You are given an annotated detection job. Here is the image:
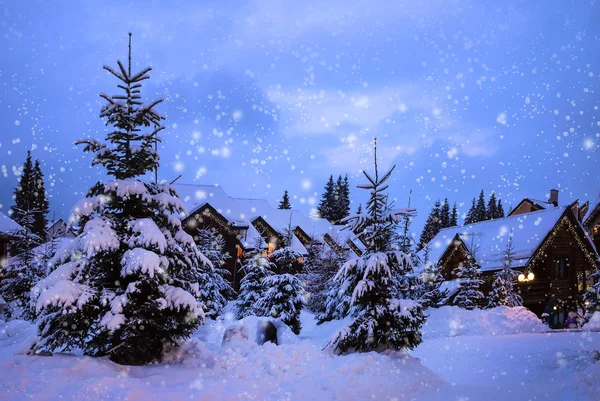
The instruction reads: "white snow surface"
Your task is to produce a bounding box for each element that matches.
[584,312,600,331]
[1,308,599,400]
[422,306,547,338]
[120,248,166,278]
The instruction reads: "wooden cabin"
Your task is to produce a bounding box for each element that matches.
[175,184,357,291]
[421,202,599,328]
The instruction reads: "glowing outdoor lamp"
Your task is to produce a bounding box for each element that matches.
[518,271,535,282]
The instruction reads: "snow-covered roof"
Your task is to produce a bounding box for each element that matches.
[175,184,249,227]
[0,211,24,235]
[420,206,568,272]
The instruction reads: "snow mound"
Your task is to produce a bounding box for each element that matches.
[422,306,546,338]
[583,312,600,331]
[235,315,300,346]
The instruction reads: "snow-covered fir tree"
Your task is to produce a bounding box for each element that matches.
[332,175,351,224]
[254,272,304,334]
[195,228,235,319]
[33,35,209,365]
[487,235,523,308]
[452,250,484,310]
[278,190,292,209]
[236,254,275,318]
[327,139,425,354]
[0,208,44,320]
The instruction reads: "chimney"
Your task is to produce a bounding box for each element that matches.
[549,189,559,207]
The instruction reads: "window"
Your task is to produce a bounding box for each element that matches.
[553,257,569,280]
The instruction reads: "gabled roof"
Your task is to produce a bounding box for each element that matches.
[175,184,248,227]
[507,198,547,216]
[419,206,569,272]
[0,211,24,235]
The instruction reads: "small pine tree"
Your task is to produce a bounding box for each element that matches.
[584,270,600,321]
[474,190,487,223]
[278,190,292,209]
[236,255,274,318]
[464,198,476,225]
[419,200,442,249]
[487,236,523,308]
[317,175,336,222]
[450,203,458,227]
[33,35,207,365]
[327,139,425,354]
[356,204,363,215]
[270,227,302,274]
[32,160,49,240]
[196,228,235,319]
[254,273,304,334]
[452,251,484,310]
[486,192,498,221]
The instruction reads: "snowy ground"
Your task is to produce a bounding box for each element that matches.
[0,309,599,401]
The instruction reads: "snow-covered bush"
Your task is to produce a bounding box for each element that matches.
[254,273,304,334]
[32,41,208,365]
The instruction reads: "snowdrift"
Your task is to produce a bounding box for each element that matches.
[583,312,600,331]
[422,306,546,338]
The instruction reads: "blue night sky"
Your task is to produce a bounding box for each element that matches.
[0,0,598,236]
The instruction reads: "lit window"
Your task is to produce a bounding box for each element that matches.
[268,242,275,254]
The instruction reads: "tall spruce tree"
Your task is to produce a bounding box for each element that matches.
[278,190,292,209]
[419,200,442,249]
[10,152,38,252]
[497,199,505,218]
[486,192,498,221]
[464,198,477,225]
[333,175,351,224]
[327,139,425,354]
[32,160,49,240]
[440,198,450,228]
[33,35,208,365]
[474,190,487,222]
[450,203,458,227]
[317,175,336,222]
[487,235,522,308]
